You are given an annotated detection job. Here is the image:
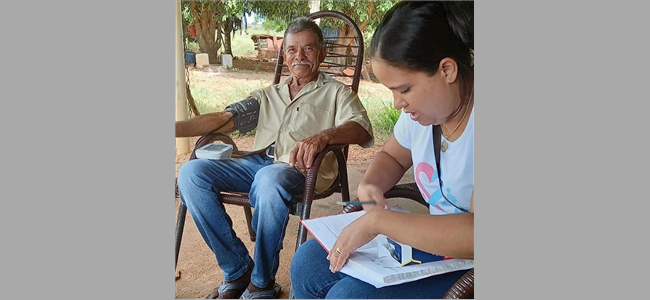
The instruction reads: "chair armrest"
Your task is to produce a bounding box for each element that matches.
[304,144,348,177]
[443,268,474,299]
[301,143,349,198]
[341,182,428,213]
[383,183,427,207]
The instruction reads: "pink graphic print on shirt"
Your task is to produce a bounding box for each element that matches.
[415,162,461,213]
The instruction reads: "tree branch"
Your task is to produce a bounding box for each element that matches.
[189,1,200,25]
[358,1,375,32]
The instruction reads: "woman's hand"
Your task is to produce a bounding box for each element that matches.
[327,211,380,273]
[357,183,387,211]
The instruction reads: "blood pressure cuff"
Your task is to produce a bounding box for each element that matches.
[224,97,260,134]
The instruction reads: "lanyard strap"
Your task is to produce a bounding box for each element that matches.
[432,125,443,182]
[432,125,469,213]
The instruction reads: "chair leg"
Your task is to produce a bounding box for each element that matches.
[289,203,312,300]
[295,222,309,251]
[294,199,313,251]
[334,150,351,202]
[175,201,187,270]
[243,206,256,242]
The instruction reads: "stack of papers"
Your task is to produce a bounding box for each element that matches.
[301,211,474,288]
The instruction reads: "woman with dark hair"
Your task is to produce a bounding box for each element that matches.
[290,1,474,298]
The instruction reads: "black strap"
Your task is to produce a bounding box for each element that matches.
[432,125,469,213]
[432,125,442,181]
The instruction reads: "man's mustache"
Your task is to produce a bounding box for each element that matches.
[291,61,313,67]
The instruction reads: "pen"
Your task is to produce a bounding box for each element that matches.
[336,201,377,206]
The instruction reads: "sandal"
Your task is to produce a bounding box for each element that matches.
[205,281,249,299]
[240,283,281,299]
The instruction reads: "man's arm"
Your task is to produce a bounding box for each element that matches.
[319,120,372,146]
[175,111,235,138]
[289,120,371,171]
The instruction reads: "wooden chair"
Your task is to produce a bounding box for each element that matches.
[176,10,366,270]
[342,183,475,299]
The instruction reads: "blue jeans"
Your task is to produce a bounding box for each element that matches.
[290,239,472,299]
[177,154,305,288]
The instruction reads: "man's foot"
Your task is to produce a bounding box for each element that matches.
[247,279,275,294]
[240,281,282,299]
[205,267,253,299]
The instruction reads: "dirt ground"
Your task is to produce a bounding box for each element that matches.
[232,56,279,73]
[175,59,412,299]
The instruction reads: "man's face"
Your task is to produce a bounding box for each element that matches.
[283,30,326,80]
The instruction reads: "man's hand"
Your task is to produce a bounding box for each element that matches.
[289,133,330,172]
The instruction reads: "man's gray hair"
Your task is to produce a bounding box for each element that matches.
[283,17,324,48]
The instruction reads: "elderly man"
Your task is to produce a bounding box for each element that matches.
[176,17,373,299]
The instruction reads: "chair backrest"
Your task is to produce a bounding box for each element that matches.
[272,11,365,93]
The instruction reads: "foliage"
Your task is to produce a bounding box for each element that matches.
[373,103,401,139]
[181,1,398,59]
[319,0,397,33]
[244,1,397,35]
[186,42,200,53]
[260,18,290,34]
[182,1,398,35]
[181,2,193,25]
[181,1,242,57]
[250,0,310,33]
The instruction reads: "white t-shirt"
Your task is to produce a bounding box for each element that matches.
[393,108,474,215]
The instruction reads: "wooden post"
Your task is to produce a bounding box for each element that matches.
[176,1,190,155]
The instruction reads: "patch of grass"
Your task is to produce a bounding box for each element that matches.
[356,84,398,141]
[188,80,266,138]
[358,95,398,142]
[190,84,261,114]
[373,103,401,140]
[188,86,228,113]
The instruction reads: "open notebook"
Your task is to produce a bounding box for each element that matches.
[300,210,474,288]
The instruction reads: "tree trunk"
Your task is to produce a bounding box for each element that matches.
[216,21,223,53]
[243,10,248,35]
[223,17,233,55]
[190,1,220,65]
[333,23,369,80]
